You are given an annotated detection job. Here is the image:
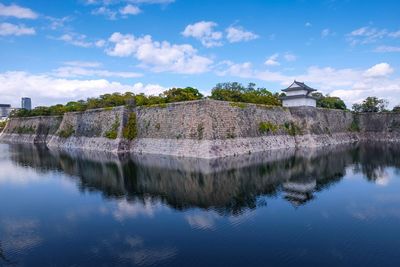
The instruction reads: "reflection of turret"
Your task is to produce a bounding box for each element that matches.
[283,179,316,207]
[6,143,376,214]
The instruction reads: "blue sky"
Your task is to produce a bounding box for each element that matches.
[1,0,400,108]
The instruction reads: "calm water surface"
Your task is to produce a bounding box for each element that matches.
[1,143,400,267]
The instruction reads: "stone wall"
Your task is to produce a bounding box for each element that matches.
[0,116,62,144]
[47,106,130,153]
[1,99,400,158]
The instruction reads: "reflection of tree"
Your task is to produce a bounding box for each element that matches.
[0,241,16,266]
[353,142,400,181]
[8,142,400,214]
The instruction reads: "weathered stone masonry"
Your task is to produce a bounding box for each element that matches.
[1,99,400,158]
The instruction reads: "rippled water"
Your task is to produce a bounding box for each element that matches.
[1,143,400,267]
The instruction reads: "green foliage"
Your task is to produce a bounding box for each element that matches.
[14,125,35,134]
[197,123,204,139]
[104,118,120,139]
[393,105,400,112]
[210,82,281,106]
[349,119,360,132]
[58,124,74,138]
[259,121,278,134]
[0,120,6,132]
[123,112,137,140]
[352,97,388,113]
[229,102,248,109]
[163,87,203,102]
[312,92,347,110]
[284,122,302,136]
[11,87,204,118]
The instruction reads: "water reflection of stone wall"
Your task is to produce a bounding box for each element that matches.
[7,143,400,214]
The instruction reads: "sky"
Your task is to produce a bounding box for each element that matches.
[0,0,400,108]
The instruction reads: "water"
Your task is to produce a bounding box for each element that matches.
[1,143,400,267]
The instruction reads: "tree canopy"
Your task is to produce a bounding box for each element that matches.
[352,97,388,113]
[11,87,203,117]
[209,82,281,106]
[312,92,347,110]
[393,105,400,112]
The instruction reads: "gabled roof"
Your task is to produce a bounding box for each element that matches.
[282,80,317,92]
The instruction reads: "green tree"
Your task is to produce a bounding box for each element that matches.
[162,87,203,102]
[393,105,400,112]
[312,93,347,110]
[210,82,281,106]
[352,97,388,112]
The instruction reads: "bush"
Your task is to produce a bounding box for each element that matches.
[123,112,137,140]
[0,121,7,132]
[284,122,302,136]
[259,121,278,134]
[104,118,120,139]
[58,124,74,138]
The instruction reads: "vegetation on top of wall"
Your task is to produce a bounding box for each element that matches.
[352,97,388,113]
[259,121,279,134]
[393,105,400,112]
[58,124,74,138]
[104,117,120,139]
[210,82,282,106]
[123,112,137,140]
[11,87,203,118]
[312,92,347,110]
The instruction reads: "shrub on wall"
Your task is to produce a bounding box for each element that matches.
[58,124,74,138]
[123,112,137,140]
[105,117,120,139]
[0,120,7,133]
[259,121,278,134]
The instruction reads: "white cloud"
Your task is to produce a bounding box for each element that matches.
[283,52,297,62]
[182,21,222,47]
[225,26,258,43]
[347,26,400,46]
[264,53,280,66]
[55,33,103,48]
[305,22,312,27]
[0,71,168,107]
[91,6,117,20]
[375,45,400,53]
[120,4,142,15]
[106,32,213,73]
[0,22,35,36]
[45,16,72,30]
[0,3,38,19]
[321,28,331,38]
[364,62,394,77]
[53,62,143,78]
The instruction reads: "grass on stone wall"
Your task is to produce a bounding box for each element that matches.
[123,112,137,140]
[105,117,120,139]
[197,123,204,140]
[348,118,360,132]
[14,125,36,134]
[283,121,302,136]
[229,102,248,109]
[0,120,7,133]
[259,121,279,134]
[58,124,74,138]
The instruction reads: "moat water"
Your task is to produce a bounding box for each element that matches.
[1,142,400,267]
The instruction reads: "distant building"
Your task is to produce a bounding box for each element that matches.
[21,97,32,110]
[281,81,317,107]
[0,104,11,120]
